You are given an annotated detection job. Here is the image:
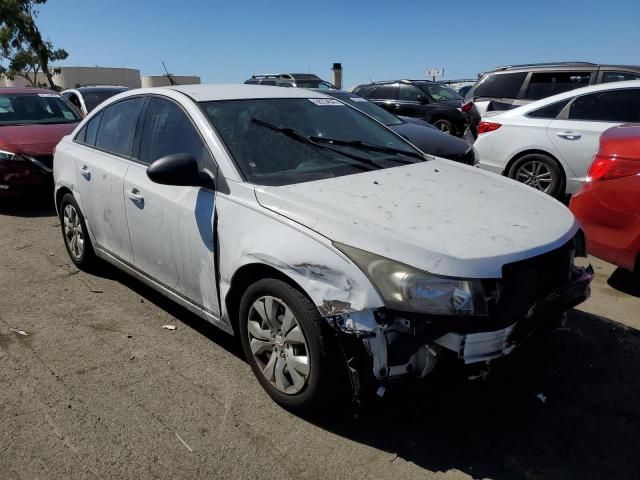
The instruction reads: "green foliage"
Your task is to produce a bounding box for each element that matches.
[0,0,68,89]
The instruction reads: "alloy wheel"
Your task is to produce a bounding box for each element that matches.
[515,160,553,192]
[247,295,310,395]
[63,204,84,260]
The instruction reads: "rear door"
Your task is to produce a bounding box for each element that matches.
[547,88,640,184]
[367,84,399,114]
[396,84,427,117]
[123,96,220,316]
[73,97,145,263]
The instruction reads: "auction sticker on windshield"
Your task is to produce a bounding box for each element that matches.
[308,98,344,106]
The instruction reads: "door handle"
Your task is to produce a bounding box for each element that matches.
[556,132,582,140]
[79,165,91,179]
[127,188,144,203]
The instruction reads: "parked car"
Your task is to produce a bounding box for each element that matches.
[0,87,80,197]
[54,85,592,410]
[457,85,472,98]
[321,89,476,164]
[570,125,640,274]
[245,73,335,89]
[61,86,129,115]
[473,80,640,198]
[464,62,640,139]
[352,80,467,135]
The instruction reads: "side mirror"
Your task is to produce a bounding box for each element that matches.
[146,154,213,188]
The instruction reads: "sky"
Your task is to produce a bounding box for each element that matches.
[36,0,640,88]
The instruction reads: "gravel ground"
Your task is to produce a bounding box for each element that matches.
[1,197,639,480]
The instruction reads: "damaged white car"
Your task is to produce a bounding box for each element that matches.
[53,85,593,410]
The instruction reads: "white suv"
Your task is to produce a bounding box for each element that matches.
[53,85,592,410]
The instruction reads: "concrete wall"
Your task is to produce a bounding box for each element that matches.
[0,67,141,89]
[141,75,201,87]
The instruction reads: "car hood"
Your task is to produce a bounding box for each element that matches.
[0,123,77,155]
[254,160,579,278]
[389,122,469,157]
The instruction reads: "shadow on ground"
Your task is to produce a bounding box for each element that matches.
[608,267,640,298]
[104,262,640,479]
[307,310,640,479]
[0,194,56,218]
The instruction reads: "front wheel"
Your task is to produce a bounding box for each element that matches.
[509,153,565,198]
[238,278,346,411]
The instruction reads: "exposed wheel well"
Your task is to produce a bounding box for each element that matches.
[505,149,566,181]
[55,187,73,214]
[224,263,310,336]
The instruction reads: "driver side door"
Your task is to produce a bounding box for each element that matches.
[124,97,220,316]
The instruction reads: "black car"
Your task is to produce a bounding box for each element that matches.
[352,80,467,136]
[321,90,475,165]
[245,73,336,89]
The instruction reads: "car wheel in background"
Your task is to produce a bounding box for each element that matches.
[509,153,565,198]
[431,118,454,134]
[59,193,97,270]
[239,278,346,411]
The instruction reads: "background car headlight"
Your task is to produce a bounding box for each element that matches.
[335,243,487,316]
[0,150,20,162]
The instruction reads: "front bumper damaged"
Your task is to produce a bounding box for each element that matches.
[326,264,594,404]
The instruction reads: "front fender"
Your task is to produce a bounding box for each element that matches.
[216,195,384,321]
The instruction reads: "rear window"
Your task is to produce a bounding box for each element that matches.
[525,72,592,100]
[601,71,640,83]
[526,99,571,119]
[473,72,527,99]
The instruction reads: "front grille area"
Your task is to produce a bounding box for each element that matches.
[485,239,575,322]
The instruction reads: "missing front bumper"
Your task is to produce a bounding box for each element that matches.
[328,264,594,400]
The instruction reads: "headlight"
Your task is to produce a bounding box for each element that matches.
[0,149,20,161]
[335,243,487,316]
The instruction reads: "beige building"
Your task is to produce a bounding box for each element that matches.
[0,66,200,90]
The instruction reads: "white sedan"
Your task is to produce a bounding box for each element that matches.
[474,80,640,198]
[53,85,592,410]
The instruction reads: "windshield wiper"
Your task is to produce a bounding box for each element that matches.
[250,117,382,169]
[309,136,424,162]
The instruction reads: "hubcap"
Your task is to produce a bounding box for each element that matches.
[247,296,310,395]
[515,160,553,192]
[63,204,84,260]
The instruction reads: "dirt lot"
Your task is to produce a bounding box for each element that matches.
[1,197,639,480]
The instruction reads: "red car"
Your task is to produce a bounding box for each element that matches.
[570,125,640,273]
[0,87,80,197]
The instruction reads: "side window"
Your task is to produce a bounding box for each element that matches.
[74,110,103,146]
[526,99,571,119]
[358,86,378,98]
[399,84,424,101]
[474,72,527,98]
[375,85,399,100]
[568,89,640,122]
[138,98,212,168]
[601,71,640,83]
[95,98,145,157]
[526,71,592,100]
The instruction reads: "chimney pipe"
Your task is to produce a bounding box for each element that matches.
[332,63,343,89]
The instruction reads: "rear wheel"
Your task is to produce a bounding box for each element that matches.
[239,278,346,411]
[431,118,454,134]
[509,153,565,198]
[59,193,97,270]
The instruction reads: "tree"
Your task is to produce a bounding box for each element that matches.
[0,0,68,89]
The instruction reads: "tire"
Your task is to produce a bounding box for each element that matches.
[431,118,454,134]
[238,278,346,411]
[59,193,97,270]
[509,153,565,198]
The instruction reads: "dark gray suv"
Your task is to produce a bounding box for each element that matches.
[464,62,640,138]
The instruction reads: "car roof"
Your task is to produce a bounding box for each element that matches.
[166,84,329,101]
[498,80,640,116]
[0,87,59,95]
[488,62,640,73]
